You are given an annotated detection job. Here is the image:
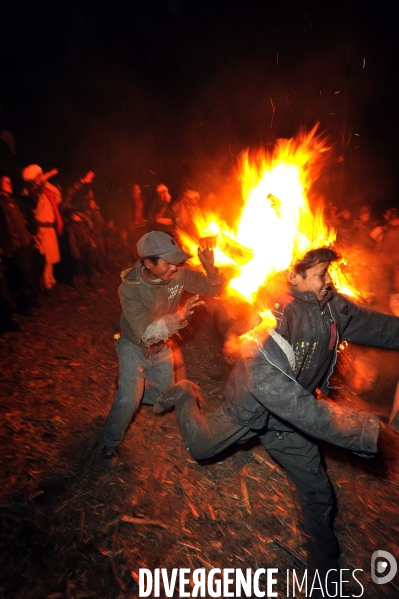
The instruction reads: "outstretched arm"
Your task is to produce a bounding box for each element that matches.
[336,294,399,349]
[248,353,379,454]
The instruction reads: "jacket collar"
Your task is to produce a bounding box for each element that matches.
[120,263,171,286]
[288,286,333,309]
[138,266,167,286]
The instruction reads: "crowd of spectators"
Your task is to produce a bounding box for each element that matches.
[327,202,399,311]
[1,124,399,335]
[0,159,209,335]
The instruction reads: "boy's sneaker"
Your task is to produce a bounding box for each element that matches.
[101,446,119,468]
[153,379,201,413]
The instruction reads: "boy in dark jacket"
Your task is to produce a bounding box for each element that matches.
[154,247,399,596]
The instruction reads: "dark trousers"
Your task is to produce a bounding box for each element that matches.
[3,245,39,309]
[78,246,94,282]
[175,391,340,586]
[0,271,15,329]
[69,246,94,284]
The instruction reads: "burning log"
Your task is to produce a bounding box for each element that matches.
[219,234,254,266]
[199,234,254,265]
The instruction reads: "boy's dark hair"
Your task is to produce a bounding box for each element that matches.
[140,256,160,266]
[293,247,339,278]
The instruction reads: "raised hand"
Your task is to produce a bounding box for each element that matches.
[178,294,204,326]
[81,171,95,184]
[198,246,215,268]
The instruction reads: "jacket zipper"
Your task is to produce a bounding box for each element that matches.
[325,303,340,389]
[257,345,298,384]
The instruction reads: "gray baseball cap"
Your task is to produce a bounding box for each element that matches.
[137,231,190,264]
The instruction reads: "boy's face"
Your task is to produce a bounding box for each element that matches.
[360,211,370,222]
[143,257,179,281]
[289,260,333,301]
[1,176,13,194]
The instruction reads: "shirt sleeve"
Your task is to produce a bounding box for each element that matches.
[337,295,399,349]
[180,265,224,296]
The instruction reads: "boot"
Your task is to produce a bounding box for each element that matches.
[153,379,201,413]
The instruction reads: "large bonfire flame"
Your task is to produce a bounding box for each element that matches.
[180,125,360,314]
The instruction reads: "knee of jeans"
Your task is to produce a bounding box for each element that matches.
[118,367,144,389]
[114,388,142,409]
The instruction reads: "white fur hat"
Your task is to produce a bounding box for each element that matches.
[22,164,43,181]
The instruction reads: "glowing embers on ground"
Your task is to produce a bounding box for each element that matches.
[180,126,358,305]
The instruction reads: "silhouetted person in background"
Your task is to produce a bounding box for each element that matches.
[63,207,95,288]
[62,170,95,213]
[151,184,174,232]
[377,210,399,297]
[172,189,201,238]
[352,205,375,252]
[0,175,39,314]
[130,184,145,227]
[21,165,63,294]
[335,208,353,249]
[87,193,106,273]
[0,264,19,334]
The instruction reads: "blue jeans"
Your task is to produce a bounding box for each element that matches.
[103,335,174,448]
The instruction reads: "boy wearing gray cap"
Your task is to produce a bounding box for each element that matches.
[101,231,223,466]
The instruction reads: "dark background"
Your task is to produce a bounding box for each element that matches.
[1,0,398,222]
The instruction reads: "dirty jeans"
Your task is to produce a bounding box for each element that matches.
[175,390,340,587]
[103,335,174,448]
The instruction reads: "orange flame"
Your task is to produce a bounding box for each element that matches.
[180,126,361,307]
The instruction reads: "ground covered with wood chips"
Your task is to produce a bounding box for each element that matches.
[1,268,399,599]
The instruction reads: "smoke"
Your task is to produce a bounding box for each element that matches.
[5,1,398,222]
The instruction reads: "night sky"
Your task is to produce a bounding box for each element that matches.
[1,0,398,218]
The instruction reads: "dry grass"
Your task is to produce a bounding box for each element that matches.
[0,270,398,598]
